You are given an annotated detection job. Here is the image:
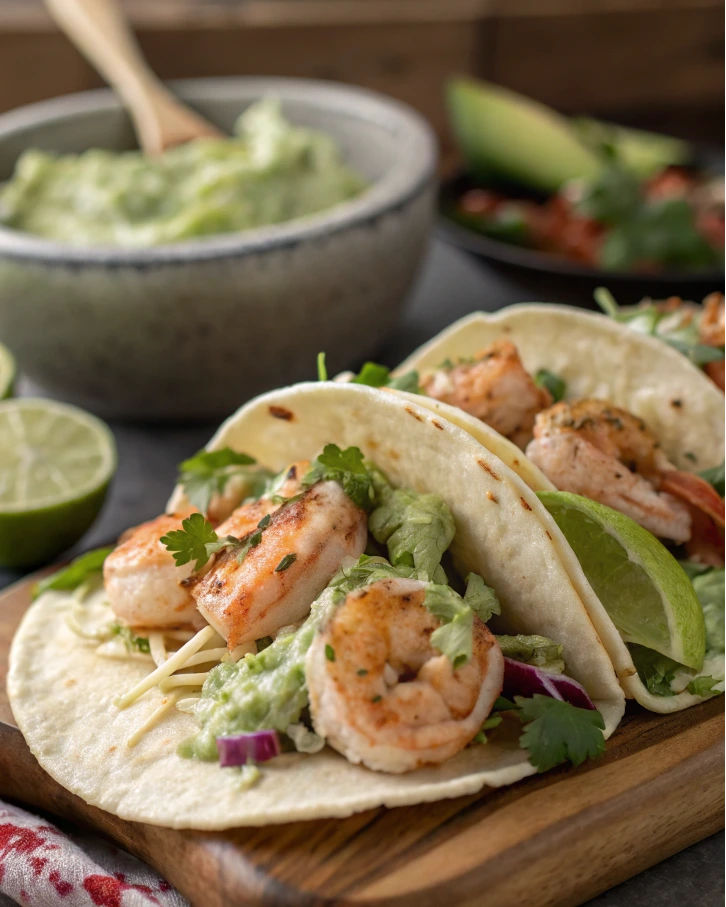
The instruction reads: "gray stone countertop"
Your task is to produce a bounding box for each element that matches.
[1,239,723,906]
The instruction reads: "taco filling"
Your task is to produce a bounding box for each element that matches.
[388,306,725,707]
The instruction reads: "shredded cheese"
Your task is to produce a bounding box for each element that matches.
[179,647,228,669]
[114,625,216,709]
[148,632,167,667]
[158,672,209,692]
[127,689,184,748]
[223,641,257,663]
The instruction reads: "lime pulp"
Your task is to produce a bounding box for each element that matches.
[0,398,117,568]
[539,491,705,671]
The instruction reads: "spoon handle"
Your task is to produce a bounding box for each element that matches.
[44,0,223,154]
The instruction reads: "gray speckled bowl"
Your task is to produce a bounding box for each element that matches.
[0,78,437,420]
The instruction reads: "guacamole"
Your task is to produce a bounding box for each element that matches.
[0,99,367,247]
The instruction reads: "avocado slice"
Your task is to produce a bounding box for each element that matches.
[572,117,691,178]
[447,78,602,192]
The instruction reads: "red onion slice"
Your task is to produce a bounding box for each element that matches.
[503,657,596,710]
[216,729,281,767]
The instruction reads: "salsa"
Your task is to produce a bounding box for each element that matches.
[454,164,724,273]
[0,99,367,247]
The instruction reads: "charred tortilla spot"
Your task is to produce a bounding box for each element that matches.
[477,459,500,481]
[432,420,444,431]
[486,491,498,503]
[545,530,552,540]
[404,406,424,422]
[671,399,683,408]
[269,405,294,421]
[520,497,532,511]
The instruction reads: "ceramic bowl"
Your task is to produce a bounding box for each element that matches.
[0,78,437,420]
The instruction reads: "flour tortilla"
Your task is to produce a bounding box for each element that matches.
[9,383,624,829]
[397,306,725,712]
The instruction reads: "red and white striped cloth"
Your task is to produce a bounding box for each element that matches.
[0,801,187,907]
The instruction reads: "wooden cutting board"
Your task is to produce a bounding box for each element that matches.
[1,574,723,907]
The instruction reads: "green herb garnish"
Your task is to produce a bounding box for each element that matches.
[275,553,297,573]
[32,546,114,600]
[178,447,266,515]
[515,695,606,772]
[325,644,336,662]
[110,623,151,655]
[302,444,374,511]
[534,368,566,402]
[317,352,328,381]
[160,512,225,572]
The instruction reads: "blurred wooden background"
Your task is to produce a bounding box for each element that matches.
[0,0,723,164]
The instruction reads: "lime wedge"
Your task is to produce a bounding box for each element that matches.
[0,398,117,568]
[0,343,15,399]
[538,491,705,671]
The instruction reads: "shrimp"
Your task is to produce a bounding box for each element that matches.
[419,341,552,448]
[700,293,725,390]
[104,511,203,629]
[306,577,504,773]
[527,400,724,545]
[192,479,368,648]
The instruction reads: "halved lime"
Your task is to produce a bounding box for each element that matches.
[0,399,117,568]
[538,491,705,671]
[0,343,15,399]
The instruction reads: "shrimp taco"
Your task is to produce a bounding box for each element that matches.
[390,304,725,713]
[9,383,624,830]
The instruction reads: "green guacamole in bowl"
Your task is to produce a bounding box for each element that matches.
[0,98,367,247]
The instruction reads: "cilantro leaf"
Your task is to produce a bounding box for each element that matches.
[687,676,721,698]
[628,644,679,697]
[369,470,455,579]
[110,623,150,655]
[352,362,391,387]
[301,444,374,511]
[350,362,421,394]
[386,370,421,393]
[160,512,221,572]
[32,546,114,600]
[178,447,265,515]
[497,634,565,674]
[699,462,725,497]
[515,695,605,772]
[534,369,566,403]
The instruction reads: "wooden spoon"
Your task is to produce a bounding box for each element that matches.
[44,0,224,154]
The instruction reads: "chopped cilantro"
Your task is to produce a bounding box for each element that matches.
[325,644,336,662]
[160,512,222,572]
[357,668,369,676]
[302,444,374,511]
[350,361,421,394]
[178,447,269,515]
[257,513,272,530]
[110,623,151,655]
[236,530,262,564]
[687,676,721,698]
[371,695,382,703]
[317,351,328,381]
[515,695,606,772]
[534,369,566,403]
[275,553,297,572]
[32,546,114,600]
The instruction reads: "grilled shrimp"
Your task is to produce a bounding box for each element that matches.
[306,577,504,773]
[419,341,552,448]
[104,511,202,628]
[527,399,725,545]
[701,293,725,390]
[192,480,368,648]
[207,460,308,525]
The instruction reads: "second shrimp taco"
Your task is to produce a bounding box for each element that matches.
[9,383,624,830]
[392,303,725,714]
